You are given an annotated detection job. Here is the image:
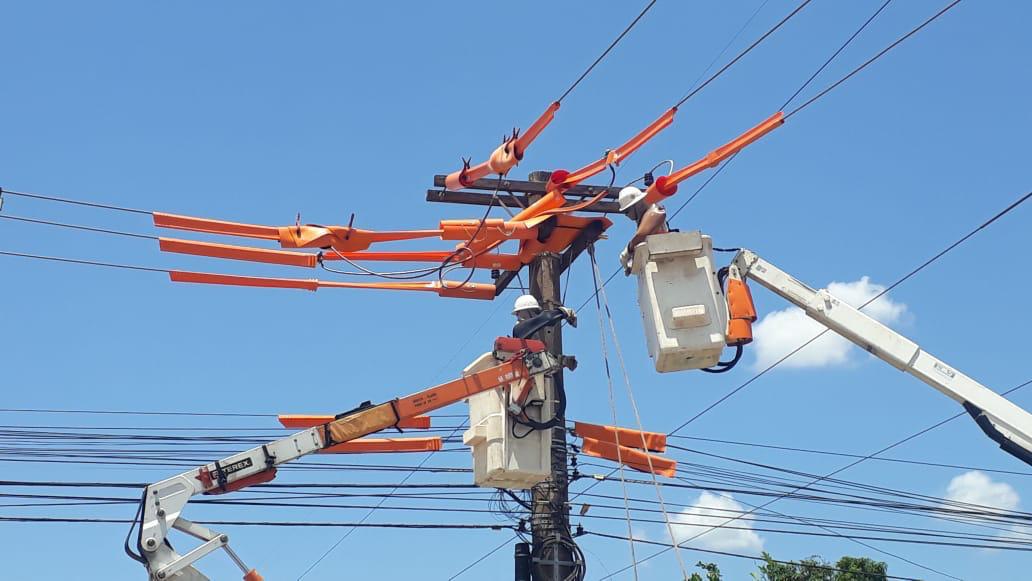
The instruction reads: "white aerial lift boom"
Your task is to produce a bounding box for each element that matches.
[729,248,1032,466]
[127,338,559,580]
[625,226,1032,467]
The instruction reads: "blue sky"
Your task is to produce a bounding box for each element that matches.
[1,1,1030,579]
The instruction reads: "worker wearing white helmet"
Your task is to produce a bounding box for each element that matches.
[512,294,542,320]
[511,294,576,338]
[618,185,669,274]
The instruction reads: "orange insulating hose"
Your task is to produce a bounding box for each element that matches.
[645,111,784,204]
[153,212,280,240]
[444,101,561,190]
[559,108,677,190]
[159,238,318,268]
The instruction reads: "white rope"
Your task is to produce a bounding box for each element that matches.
[589,245,690,579]
[589,247,640,581]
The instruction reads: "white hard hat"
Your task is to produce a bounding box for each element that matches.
[618,186,646,212]
[512,294,541,315]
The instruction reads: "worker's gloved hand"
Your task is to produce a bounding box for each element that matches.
[558,306,577,328]
[619,247,633,276]
[512,307,577,339]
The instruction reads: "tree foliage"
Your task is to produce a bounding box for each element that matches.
[683,553,891,581]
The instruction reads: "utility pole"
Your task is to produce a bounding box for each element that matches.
[427,169,604,580]
[526,170,578,581]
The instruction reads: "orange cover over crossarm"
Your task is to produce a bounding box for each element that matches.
[580,437,677,478]
[573,421,667,453]
[320,437,442,454]
[153,212,281,240]
[278,414,431,429]
[645,111,784,204]
[160,238,318,268]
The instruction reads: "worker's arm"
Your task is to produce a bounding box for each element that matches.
[732,249,1032,466]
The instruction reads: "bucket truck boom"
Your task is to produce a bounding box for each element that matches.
[729,248,1032,466]
[128,339,559,581]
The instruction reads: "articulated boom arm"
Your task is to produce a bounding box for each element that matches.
[133,340,558,581]
[732,249,1032,467]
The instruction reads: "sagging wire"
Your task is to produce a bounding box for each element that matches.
[621,159,674,190]
[587,243,640,581]
[436,175,507,288]
[588,244,690,579]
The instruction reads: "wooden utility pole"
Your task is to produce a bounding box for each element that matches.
[526,170,577,581]
[427,169,605,580]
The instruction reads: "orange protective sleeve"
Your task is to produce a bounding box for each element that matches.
[561,108,676,188]
[646,111,784,203]
[159,238,318,268]
[169,271,319,291]
[318,280,495,300]
[580,437,677,478]
[320,437,442,454]
[573,421,667,453]
[153,212,281,240]
[278,414,431,429]
[514,101,560,154]
[444,161,493,191]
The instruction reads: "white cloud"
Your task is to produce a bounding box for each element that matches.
[945,470,1020,512]
[670,492,764,552]
[751,276,907,370]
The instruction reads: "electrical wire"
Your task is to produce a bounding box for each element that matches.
[556,1,658,104]
[786,0,962,119]
[587,531,925,581]
[0,250,169,274]
[588,244,689,578]
[673,0,814,108]
[0,214,157,240]
[0,188,150,214]
[589,245,641,580]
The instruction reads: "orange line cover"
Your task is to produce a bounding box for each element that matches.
[580,437,676,478]
[573,421,667,453]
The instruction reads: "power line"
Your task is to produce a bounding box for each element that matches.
[0,516,515,529]
[0,250,168,274]
[674,0,814,108]
[671,434,1032,477]
[780,0,894,110]
[587,531,925,581]
[786,0,962,119]
[603,379,1032,577]
[446,534,519,580]
[0,188,150,214]
[0,214,157,240]
[557,0,658,103]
